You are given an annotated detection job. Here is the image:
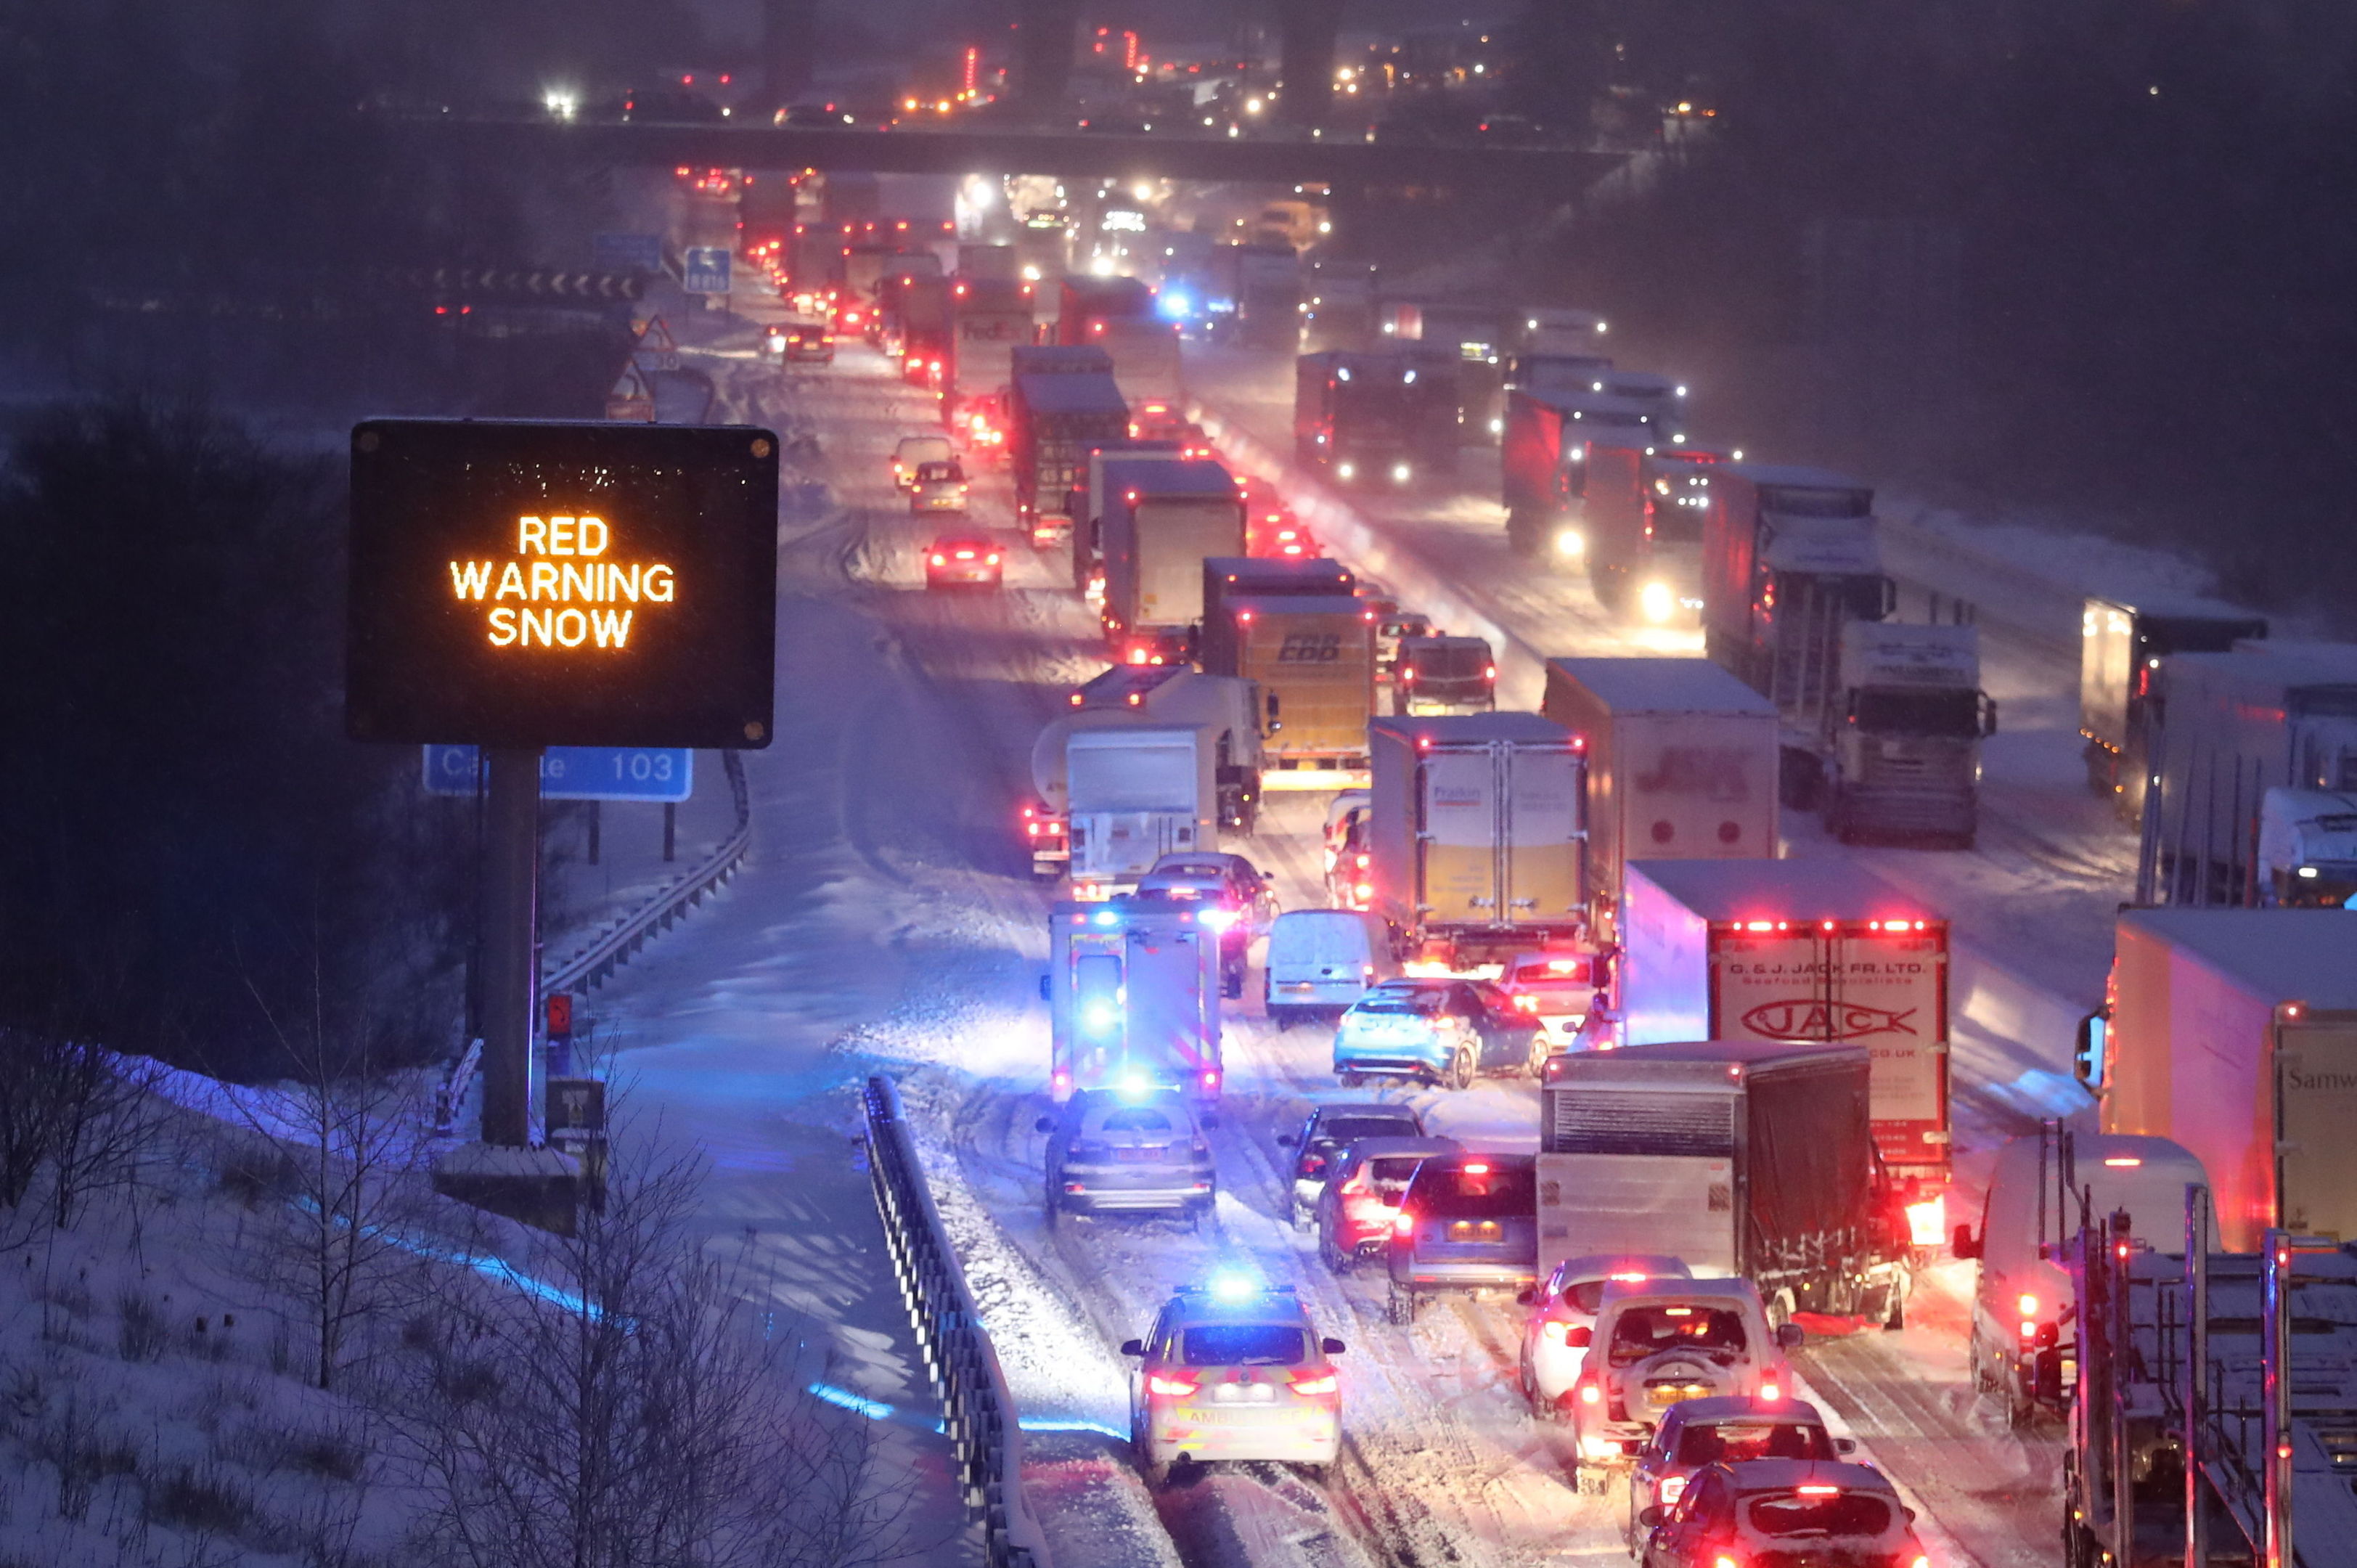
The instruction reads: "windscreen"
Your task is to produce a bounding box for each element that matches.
[1181,1324,1308,1366]
[1760,486,1871,518]
[1319,1116,1418,1145]
[1606,1304,1749,1364]
[1410,1164,1535,1217]
[1409,644,1489,681]
[1854,688,1980,736]
[1093,1108,1175,1135]
[1744,1493,1893,1539]
[1366,1156,1427,1194]
[1676,1423,1836,1466]
[1358,987,1450,1015]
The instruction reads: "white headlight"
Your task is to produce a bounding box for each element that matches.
[1392,462,1412,483]
[1640,581,1676,622]
[1555,530,1585,557]
[1337,461,1356,479]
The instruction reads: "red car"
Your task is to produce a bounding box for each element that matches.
[1312,1135,1459,1273]
[924,535,1001,589]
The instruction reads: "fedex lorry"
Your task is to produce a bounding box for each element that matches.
[1047,896,1222,1102]
[1616,858,1954,1230]
[1540,658,1781,947]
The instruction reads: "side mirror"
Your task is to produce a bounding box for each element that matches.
[1119,1339,1144,1357]
[1514,1288,1535,1306]
[1982,696,2000,737]
[1566,1325,1593,1349]
[1321,1336,1347,1356]
[1835,1437,1858,1455]
[1639,1506,1664,1528]
[2073,1010,2107,1087]
[1039,973,1051,1002]
[1278,1132,1299,1148]
[1903,1507,1918,1524]
[1034,1116,1056,1135]
[1776,1322,1807,1349]
[1952,1222,1981,1260]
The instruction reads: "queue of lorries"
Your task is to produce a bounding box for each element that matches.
[769,213,2357,1568]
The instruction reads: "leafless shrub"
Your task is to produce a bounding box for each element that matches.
[116,1287,168,1363]
[391,1130,913,1568]
[144,1461,254,1537]
[28,1393,137,1522]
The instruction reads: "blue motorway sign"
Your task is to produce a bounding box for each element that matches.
[593,232,664,274]
[422,745,693,802]
[680,246,732,295]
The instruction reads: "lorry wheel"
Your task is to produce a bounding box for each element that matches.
[1337,1070,1362,1088]
[1447,1048,1475,1091]
[1043,1186,1061,1230]
[1387,1285,1419,1326]
[1223,966,1244,1000]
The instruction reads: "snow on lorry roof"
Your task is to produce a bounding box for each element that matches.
[1548,656,1778,715]
[2118,907,2357,1006]
[1627,857,1940,923]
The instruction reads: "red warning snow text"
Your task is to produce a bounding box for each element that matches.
[446,515,677,651]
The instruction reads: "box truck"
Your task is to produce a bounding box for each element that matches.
[2139,645,2357,906]
[1617,859,1953,1218]
[1540,658,1780,947]
[1199,594,1376,788]
[2079,593,2268,821]
[1537,1041,1912,1323]
[1059,727,1220,894]
[2084,907,2357,1250]
[1364,713,1587,965]
[1098,460,1246,656]
[1071,439,1184,597]
[1047,895,1221,1101]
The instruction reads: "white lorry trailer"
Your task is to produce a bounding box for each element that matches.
[1363,712,1586,966]
[1540,657,1781,947]
[2082,907,2357,1251]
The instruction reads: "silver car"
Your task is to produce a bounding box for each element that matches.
[1038,1087,1216,1228]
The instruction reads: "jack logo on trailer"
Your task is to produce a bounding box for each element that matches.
[1739,1000,1919,1041]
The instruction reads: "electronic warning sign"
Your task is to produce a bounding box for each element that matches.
[346,420,778,748]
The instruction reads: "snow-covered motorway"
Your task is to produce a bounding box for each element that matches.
[588,321,2099,1568]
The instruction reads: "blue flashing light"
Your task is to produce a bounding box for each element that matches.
[1115,1069,1160,1101]
[1156,290,1193,320]
[1082,1000,1119,1036]
[1207,1270,1258,1304]
[1092,909,1121,927]
[809,1382,896,1421]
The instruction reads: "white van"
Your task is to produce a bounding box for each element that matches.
[1954,1130,2207,1424]
[1265,909,1396,1025]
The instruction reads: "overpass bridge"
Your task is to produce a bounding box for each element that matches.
[412,115,1622,197]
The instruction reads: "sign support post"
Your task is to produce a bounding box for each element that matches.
[480,746,542,1148]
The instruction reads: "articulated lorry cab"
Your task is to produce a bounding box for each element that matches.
[2141,644,2357,906]
[1821,623,1997,848]
[2257,787,2357,906]
[2078,593,2268,823]
[1365,713,1587,967]
[2085,907,2357,1251]
[1581,440,1725,624]
[1538,1041,1912,1326]
[1700,463,1895,809]
[1616,858,1953,1234]
[1047,896,1222,1103]
[1294,349,1458,489]
[1500,386,1660,560]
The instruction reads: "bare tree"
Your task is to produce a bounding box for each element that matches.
[224,980,433,1396]
[0,1019,170,1241]
[393,1132,913,1568]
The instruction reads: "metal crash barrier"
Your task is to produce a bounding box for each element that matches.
[862,1075,1047,1568]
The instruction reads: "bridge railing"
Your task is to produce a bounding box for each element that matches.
[861,1074,1046,1568]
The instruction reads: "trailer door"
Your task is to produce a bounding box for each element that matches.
[1503,746,1584,926]
[1419,747,1501,922]
[2276,1016,2357,1241]
[1125,928,1209,1080]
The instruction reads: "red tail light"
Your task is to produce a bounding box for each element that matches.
[1512,995,1541,1013]
[1288,1371,1339,1397]
[1392,1210,1416,1236]
[1578,1379,1603,1405]
[1145,1373,1198,1398]
[1199,1069,1220,1093]
[930,553,947,565]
